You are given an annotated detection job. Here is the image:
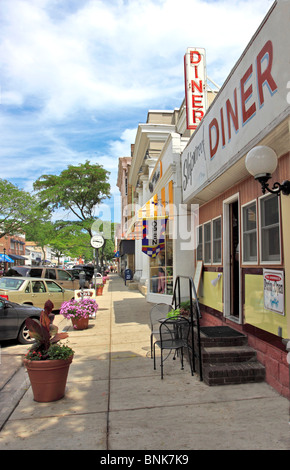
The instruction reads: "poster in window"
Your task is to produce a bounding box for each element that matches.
[263,269,284,315]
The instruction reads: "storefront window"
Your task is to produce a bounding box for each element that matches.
[260,194,281,263]
[212,217,222,263]
[242,201,257,263]
[204,221,211,264]
[149,235,173,295]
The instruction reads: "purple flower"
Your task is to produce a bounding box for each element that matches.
[60,298,98,319]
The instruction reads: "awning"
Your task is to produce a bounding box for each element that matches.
[8,254,27,260]
[0,253,14,263]
[120,240,135,256]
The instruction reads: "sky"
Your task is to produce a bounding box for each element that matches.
[0,0,275,224]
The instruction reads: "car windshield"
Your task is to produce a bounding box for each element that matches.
[0,278,24,290]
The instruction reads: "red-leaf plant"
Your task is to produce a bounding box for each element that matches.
[25,300,71,360]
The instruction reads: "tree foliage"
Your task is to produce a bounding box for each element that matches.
[33,161,111,236]
[0,179,45,238]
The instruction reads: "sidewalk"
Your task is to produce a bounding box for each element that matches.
[0,274,289,450]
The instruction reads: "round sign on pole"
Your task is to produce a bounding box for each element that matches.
[91,235,104,249]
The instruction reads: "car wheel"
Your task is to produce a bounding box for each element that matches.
[18,321,35,345]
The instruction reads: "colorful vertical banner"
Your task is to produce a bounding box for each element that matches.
[142,217,168,258]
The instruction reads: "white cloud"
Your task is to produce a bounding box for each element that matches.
[1,0,274,118]
[0,0,275,221]
[108,128,137,158]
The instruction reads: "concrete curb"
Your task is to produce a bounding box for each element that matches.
[0,366,30,431]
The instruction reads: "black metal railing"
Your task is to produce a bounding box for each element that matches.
[171,275,203,381]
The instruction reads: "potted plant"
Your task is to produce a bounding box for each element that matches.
[166,300,197,319]
[179,300,197,317]
[167,307,181,318]
[96,282,104,296]
[23,300,74,403]
[59,298,99,330]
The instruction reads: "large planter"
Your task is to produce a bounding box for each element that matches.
[71,316,89,330]
[96,286,104,296]
[23,356,73,402]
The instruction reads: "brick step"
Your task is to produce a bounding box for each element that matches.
[198,327,248,348]
[202,345,258,364]
[192,326,266,386]
[203,361,266,386]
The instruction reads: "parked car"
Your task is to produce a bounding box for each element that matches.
[73,265,95,279]
[67,266,94,285]
[0,297,42,344]
[0,277,75,311]
[5,266,79,290]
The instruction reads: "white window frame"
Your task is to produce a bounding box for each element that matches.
[203,220,212,265]
[212,216,222,265]
[241,199,258,265]
[259,193,282,265]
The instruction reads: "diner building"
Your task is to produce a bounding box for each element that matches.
[181,0,290,396]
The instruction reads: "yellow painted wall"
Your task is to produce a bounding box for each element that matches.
[244,274,287,337]
[281,194,290,337]
[199,271,223,312]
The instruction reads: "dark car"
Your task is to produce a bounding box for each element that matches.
[0,297,42,344]
[71,265,95,281]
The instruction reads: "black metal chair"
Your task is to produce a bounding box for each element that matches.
[149,303,173,358]
[153,315,192,379]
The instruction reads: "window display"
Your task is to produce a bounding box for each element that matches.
[149,235,173,295]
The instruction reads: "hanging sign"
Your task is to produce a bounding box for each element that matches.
[142,217,168,258]
[263,269,284,315]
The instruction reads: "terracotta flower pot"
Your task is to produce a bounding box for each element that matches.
[71,317,89,330]
[23,356,73,402]
[96,286,103,296]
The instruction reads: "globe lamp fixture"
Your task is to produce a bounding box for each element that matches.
[245,145,290,196]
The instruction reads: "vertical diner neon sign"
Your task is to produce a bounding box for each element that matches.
[184,48,207,130]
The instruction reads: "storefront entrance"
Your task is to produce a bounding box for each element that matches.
[223,194,241,322]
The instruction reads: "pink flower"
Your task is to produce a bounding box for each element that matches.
[60,298,98,319]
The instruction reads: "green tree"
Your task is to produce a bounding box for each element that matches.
[49,222,93,262]
[33,161,111,236]
[0,179,44,238]
[97,222,117,266]
[24,219,54,260]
